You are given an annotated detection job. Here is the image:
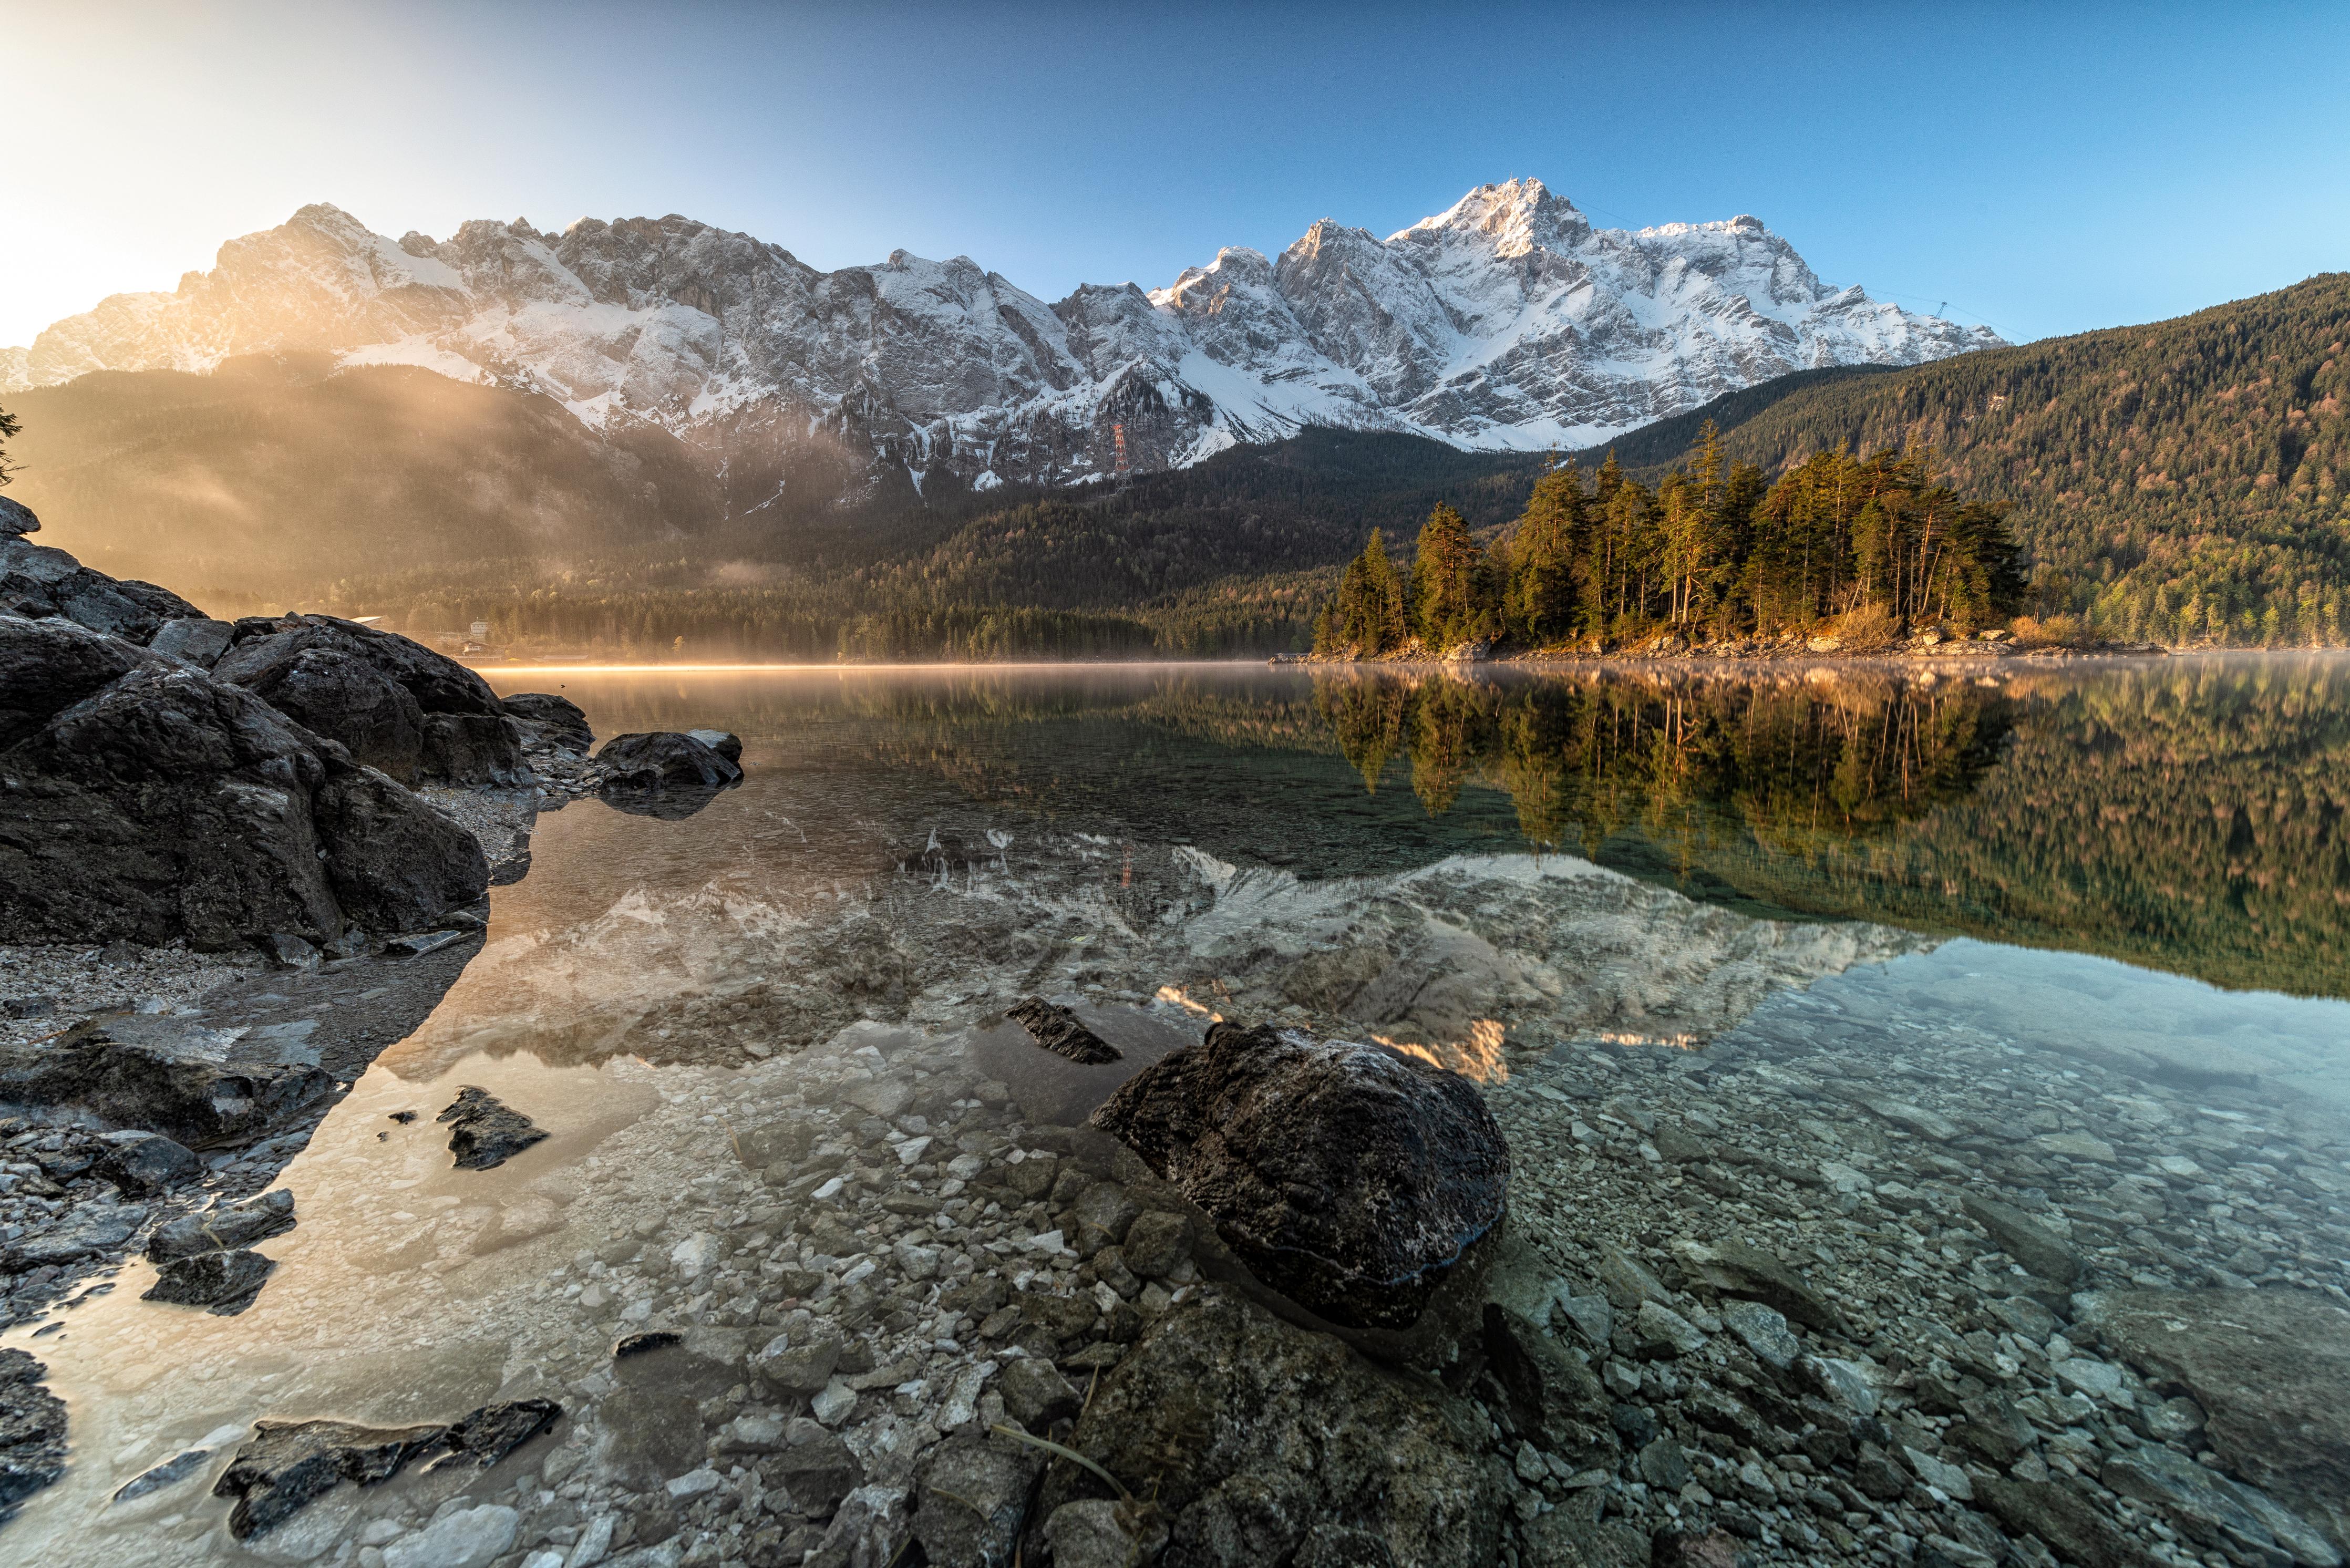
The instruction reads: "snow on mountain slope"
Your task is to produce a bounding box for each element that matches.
[3,181,1999,493]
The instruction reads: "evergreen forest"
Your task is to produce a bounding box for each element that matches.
[1313,431,2025,656]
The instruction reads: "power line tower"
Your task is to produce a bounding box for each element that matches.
[1112,421,1132,493]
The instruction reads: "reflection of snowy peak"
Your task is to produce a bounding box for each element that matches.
[5,180,1999,492]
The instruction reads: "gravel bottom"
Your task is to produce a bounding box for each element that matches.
[0,944,265,1051]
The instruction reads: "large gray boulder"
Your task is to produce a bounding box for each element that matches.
[1091,1022,1510,1329]
[595,730,744,791]
[502,692,593,756]
[0,615,487,948]
[216,614,528,786]
[312,765,491,932]
[231,645,426,780]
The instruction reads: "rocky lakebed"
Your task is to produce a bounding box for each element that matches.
[2,494,2348,1568]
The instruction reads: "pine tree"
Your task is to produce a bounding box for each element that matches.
[1412,503,1486,648]
[1314,529,1408,655]
[1507,460,1584,644]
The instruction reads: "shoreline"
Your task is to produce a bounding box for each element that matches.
[435,646,2350,676]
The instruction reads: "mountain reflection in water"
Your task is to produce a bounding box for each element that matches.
[507,656,2345,997]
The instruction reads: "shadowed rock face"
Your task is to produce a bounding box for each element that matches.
[0,1349,67,1524]
[0,1017,332,1147]
[215,614,528,786]
[1092,1022,1510,1329]
[232,646,425,781]
[1,536,205,645]
[0,615,487,948]
[503,692,593,756]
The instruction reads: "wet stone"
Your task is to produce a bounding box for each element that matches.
[141,1247,276,1314]
[1091,1022,1509,1329]
[0,1349,67,1523]
[1044,1499,1171,1568]
[147,1187,295,1260]
[1117,1210,1191,1279]
[436,1085,548,1170]
[1006,996,1121,1065]
[1718,1297,1802,1370]
[909,1430,1045,1567]
[1977,1476,2143,1568]
[1633,1299,1707,1357]
[2077,1286,2350,1548]
[1679,1235,1846,1334]
[213,1418,453,1539]
[111,1446,214,1504]
[210,1399,559,1539]
[94,1130,200,1194]
[769,1433,862,1515]
[1962,1191,2084,1285]
[1006,1363,1086,1438]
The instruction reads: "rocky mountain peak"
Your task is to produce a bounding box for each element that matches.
[1399,177,1592,256]
[4,180,2001,494]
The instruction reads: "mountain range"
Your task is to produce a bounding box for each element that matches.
[2,179,1995,496]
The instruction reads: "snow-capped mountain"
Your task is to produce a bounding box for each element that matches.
[3,180,1998,494]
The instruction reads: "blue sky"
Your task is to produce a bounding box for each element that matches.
[7,1,2348,348]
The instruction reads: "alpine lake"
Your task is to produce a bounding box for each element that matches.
[8,654,2349,1568]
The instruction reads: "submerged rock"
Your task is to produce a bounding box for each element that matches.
[113,1445,217,1504]
[1007,996,1121,1064]
[438,1085,549,1170]
[142,1247,276,1314]
[1677,1235,1847,1334]
[2077,1287,2350,1549]
[1480,1304,1621,1472]
[1029,1287,1506,1565]
[1091,1022,1509,1328]
[1961,1191,2083,1286]
[908,1430,1045,1568]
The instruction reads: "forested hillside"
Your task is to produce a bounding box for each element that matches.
[1695,274,2350,645]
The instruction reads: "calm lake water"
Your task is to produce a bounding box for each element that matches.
[9,654,2349,1563]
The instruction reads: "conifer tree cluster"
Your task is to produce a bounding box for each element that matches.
[1313,424,2024,655]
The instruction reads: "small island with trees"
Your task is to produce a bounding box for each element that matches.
[1310,426,2091,661]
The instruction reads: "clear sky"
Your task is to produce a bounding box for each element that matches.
[7,1,2348,350]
